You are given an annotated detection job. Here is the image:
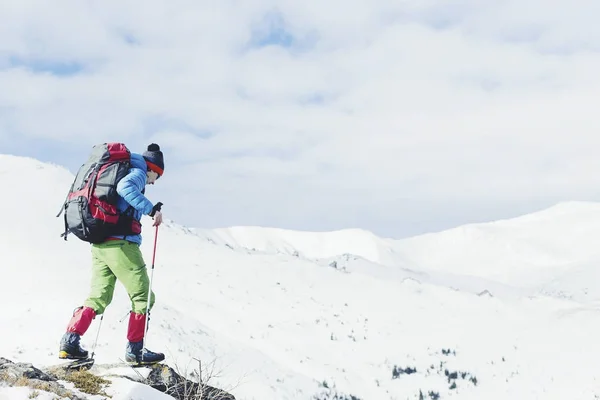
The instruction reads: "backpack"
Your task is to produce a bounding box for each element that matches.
[57,142,139,243]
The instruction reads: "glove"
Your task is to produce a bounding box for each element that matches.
[149,202,163,217]
[152,210,163,227]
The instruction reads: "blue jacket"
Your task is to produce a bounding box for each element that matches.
[110,153,155,245]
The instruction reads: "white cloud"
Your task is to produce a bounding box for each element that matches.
[1,0,600,237]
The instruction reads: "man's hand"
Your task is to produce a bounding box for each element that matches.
[152,210,163,227]
[150,202,163,226]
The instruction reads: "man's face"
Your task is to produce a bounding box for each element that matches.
[146,170,160,185]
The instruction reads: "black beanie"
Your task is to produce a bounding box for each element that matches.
[143,143,164,176]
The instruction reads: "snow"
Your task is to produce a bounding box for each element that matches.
[0,386,59,400]
[1,153,600,399]
[207,226,398,265]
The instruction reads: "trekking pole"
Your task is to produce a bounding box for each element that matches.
[142,225,159,351]
[89,314,104,360]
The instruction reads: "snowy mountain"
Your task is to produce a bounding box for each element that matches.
[205,226,400,265]
[203,201,600,301]
[1,153,599,399]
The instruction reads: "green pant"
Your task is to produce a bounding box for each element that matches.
[83,240,155,315]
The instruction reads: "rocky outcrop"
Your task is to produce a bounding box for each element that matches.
[0,357,86,399]
[0,357,236,400]
[147,363,236,400]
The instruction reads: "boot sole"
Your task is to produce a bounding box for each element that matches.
[127,361,162,367]
[127,359,164,366]
[63,358,95,371]
[58,351,89,360]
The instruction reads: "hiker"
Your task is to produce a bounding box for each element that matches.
[58,143,166,365]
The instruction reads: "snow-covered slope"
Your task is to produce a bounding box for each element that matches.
[202,200,600,298]
[392,201,600,287]
[204,226,400,266]
[1,154,600,400]
[205,200,600,286]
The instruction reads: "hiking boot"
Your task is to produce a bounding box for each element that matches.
[125,341,165,365]
[59,332,89,359]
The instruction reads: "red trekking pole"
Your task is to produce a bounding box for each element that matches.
[142,225,159,351]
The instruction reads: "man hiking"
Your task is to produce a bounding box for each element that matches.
[58,143,166,365]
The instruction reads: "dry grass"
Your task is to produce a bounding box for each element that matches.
[64,369,110,397]
[1,366,112,399]
[0,370,78,399]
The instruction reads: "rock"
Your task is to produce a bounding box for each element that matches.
[147,363,236,400]
[0,357,85,399]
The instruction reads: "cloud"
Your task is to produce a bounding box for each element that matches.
[1,0,600,237]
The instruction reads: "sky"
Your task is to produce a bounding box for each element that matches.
[2,0,600,238]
